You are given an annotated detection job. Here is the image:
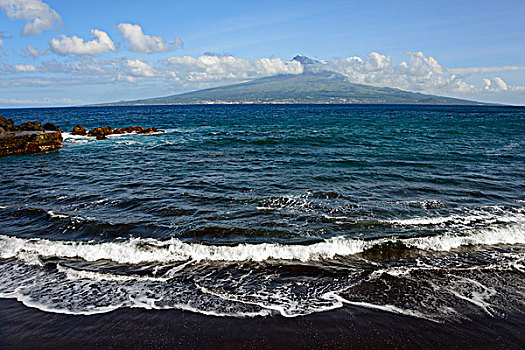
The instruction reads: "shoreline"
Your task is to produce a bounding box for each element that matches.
[1,298,523,349]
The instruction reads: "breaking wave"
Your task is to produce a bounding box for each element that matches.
[1,223,523,265]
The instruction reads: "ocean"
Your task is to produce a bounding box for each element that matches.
[0,104,524,348]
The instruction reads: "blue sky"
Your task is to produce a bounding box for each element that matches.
[0,0,524,107]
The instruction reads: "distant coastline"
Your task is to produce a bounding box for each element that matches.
[90,71,491,107]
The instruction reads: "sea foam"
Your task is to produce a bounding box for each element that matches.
[0,223,523,265]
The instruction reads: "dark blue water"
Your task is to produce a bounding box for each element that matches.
[0,105,524,321]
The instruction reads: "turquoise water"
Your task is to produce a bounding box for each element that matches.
[0,104,524,321]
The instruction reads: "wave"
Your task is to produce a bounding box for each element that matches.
[386,211,523,227]
[61,133,91,144]
[62,130,166,142]
[0,223,523,265]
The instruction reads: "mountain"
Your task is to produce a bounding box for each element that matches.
[99,58,486,106]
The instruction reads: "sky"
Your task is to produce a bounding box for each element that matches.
[0,0,524,107]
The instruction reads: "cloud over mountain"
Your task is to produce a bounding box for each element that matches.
[306,52,473,94]
[2,50,524,105]
[164,54,303,82]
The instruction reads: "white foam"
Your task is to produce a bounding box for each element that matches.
[445,277,496,316]
[46,210,92,224]
[47,210,69,219]
[386,212,522,227]
[0,224,525,264]
[329,293,438,322]
[0,235,367,264]
[57,265,169,282]
[0,223,523,265]
[0,205,8,209]
[0,262,272,317]
[61,132,90,143]
[323,214,348,220]
[403,224,525,251]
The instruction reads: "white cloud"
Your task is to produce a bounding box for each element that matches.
[124,59,156,77]
[308,52,525,103]
[164,54,303,82]
[50,29,116,56]
[450,66,525,74]
[2,50,523,105]
[117,23,182,54]
[0,0,61,36]
[23,45,47,58]
[482,77,508,92]
[15,64,37,71]
[320,51,476,94]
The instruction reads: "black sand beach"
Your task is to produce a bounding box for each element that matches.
[1,299,523,349]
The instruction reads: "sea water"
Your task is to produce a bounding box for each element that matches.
[0,104,523,321]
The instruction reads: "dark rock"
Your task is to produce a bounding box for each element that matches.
[120,126,136,133]
[79,124,165,140]
[71,125,87,136]
[0,116,16,132]
[135,126,164,134]
[43,122,60,132]
[88,126,112,138]
[0,131,63,156]
[19,121,44,132]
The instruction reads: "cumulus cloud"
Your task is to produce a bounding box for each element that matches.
[164,54,303,82]
[296,51,525,103]
[482,77,508,92]
[50,29,116,56]
[23,45,47,58]
[117,23,183,54]
[0,0,61,36]
[3,50,523,105]
[317,51,475,94]
[118,59,157,82]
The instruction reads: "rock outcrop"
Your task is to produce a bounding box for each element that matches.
[70,125,87,136]
[0,117,165,157]
[0,116,17,133]
[19,122,44,132]
[44,122,60,132]
[0,116,63,157]
[88,126,112,140]
[72,124,164,139]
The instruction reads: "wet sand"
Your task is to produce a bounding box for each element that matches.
[0,299,523,349]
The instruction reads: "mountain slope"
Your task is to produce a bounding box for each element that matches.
[101,70,485,106]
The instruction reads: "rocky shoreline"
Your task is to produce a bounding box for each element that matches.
[71,125,164,140]
[0,115,164,156]
[0,116,63,157]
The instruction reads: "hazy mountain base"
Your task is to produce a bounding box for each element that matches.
[98,71,486,106]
